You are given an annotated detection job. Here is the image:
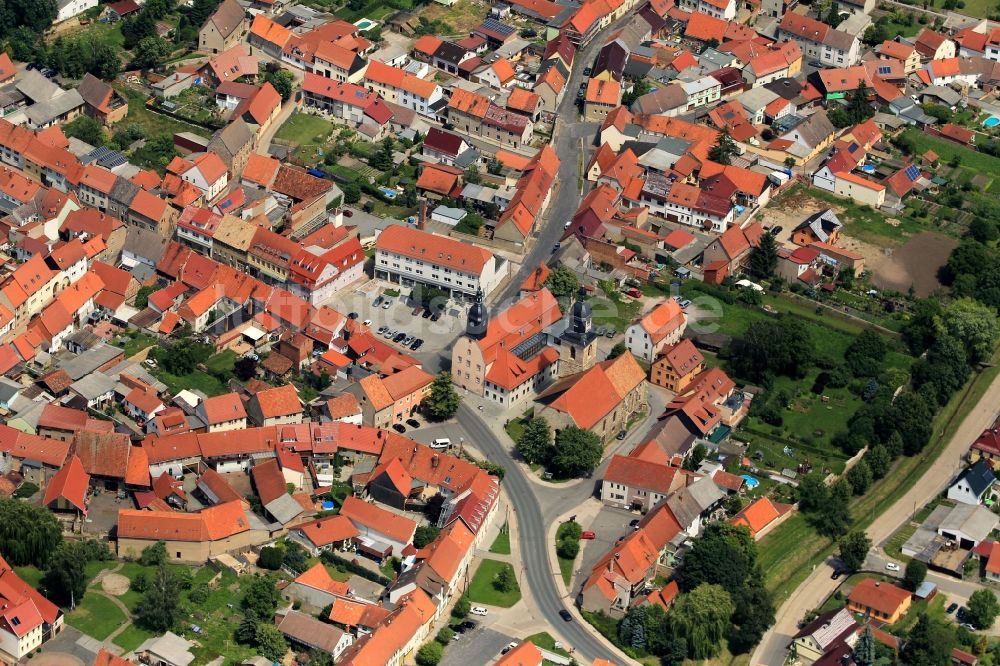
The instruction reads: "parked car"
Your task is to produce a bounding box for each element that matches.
[616,430,626,440]
[362,319,372,327]
[421,309,432,318]
[830,569,843,580]
[605,327,616,338]
[430,312,442,321]
[947,603,959,614]
[962,623,976,631]
[552,243,560,253]
[377,326,388,335]
[958,607,969,621]
[470,606,488,617]
[393,332,406,343]
[343,209,353,217]
[406,418,420,429]
[373,295,383,307]
[808,60,822,68]
[392,424,406,433]
[595,326,606,336]
[382,329,395,339]
[410,339,424,350]
[581,530,596,540]
[412,306,423,316]
[624,287,642,298]
[559,609,573,622]
[770,226,783,236]
[382,300,391,309]
[885,562,900,572]
[403,336,415,346]
[583,67,592,76]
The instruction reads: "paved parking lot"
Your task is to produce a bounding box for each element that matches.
[573,506,637,594]
[441,626,516,666]
[27,627,98,666]
[324,281,467,355]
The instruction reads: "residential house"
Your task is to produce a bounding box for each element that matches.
[77,74,128,125]
[846,579,911,624]
[347,366,435,428]
[650,339,705,391]
[584,79,622,122]
[447,89,533,150]
[600,455,692,510]
[915,29,956,60]
[0,554,64,663]
[778,13,861,67]
[339,495,416,559]
[196,393,248,432]
[792,209,842,245]
[833,171,885,208]
[199,0,248,54]
[625,301,687,363]
[246,384,303,426]
[947,460,996,505]
[791,609,859,664]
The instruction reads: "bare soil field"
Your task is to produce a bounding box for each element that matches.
[841,232,956,297]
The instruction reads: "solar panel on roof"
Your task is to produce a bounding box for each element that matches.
[878,65,891,74]
[905,165,920,181]
[98,151,128,169]
[480,17,516,36]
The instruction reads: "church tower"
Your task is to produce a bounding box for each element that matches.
[557,286,598,376]
[466,288,489,340]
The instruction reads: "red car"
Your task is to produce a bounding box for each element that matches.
[624,287,642,298]
[581,530,596,540]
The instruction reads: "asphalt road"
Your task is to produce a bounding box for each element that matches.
[456,403,625,663]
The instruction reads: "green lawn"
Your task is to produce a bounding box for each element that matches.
[121,331,159,357]
[525,632,569,656]
[883,19,922,37]
[113,623,156,653]
[489,526,511,555]
[275,112,335,157]
[13,566,43,589]
[467,559,522,608]
[205,350,237,375]
[66,593,127,640]
[115,85,213,140]
[152,368,229,397]
[903,129,1000,189]
[557,555,575,587]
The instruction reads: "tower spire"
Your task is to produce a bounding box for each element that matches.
[466,288,489,340]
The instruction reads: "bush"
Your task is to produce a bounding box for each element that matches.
[319,551,391,585]
[557,538,580,559]
[188,585,209,604]
[416,642,443,666]
[258,546,283,570]
[436,627,454,645]
[451,596,471,618]
[557,521,583,541]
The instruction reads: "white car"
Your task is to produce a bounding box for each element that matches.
[362,319,372,327]
[885,562,900,572]
[470,606,488,616]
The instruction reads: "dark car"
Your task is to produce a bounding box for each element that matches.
[343,209,353,217]
[559,609,573,622]
[456,620,478,632]
[348,312,358,319]
[629,518,641,528]
[373,295,383,307]
[583,67,592,76]
[393,332,406,343]
[406,418,420,429]
[958,607,969,621]
[551,243,560,253]
[392,424,406,433]
[616,430,626,440]
[410,339,424,350]
[808,60,822,68]
[947,603,959,614]
[430,312,442,321]
[831,569,843,580]
[770,225,783,236]
[412,306,423,316]
[421,309,432,318]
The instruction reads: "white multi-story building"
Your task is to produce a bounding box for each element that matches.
[374,225,507,300]
[363,61,444,117]
[779,13,861,67]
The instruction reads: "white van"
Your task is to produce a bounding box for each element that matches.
[431,438,451,449]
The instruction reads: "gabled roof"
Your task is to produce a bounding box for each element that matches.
[340,495,416,543]
[43,454,89,514]
[636,300,685,344]
[952,460,996,498]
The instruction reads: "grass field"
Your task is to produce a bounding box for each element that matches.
[13,566,43,589]
[558,555,574,586]
[490,526,511,555]
[760,360,1000,605]
[113,623,156,653]
[275,112,336,163]
[122,331,159,357]
[467,559,522,608]
[903,129,1000,189]
[66,593,127,640]
[115,85,213,140]
[153,368,229,396]
[525,632,570,656]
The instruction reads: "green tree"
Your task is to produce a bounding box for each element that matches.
[0,499,62,566]
[343,182,361,204]
[866,445,891,479]
[63,115,105,147]
[607,342,627,359]
[902,613,955,665]
[132,36,172,70]
[370,137,395,171]
[254,623,288,661]
[708,130,738,165]
[242,574,280,622]
[139,540,168,566]
[264,70,294,100]
[824,1,844,26]
[436,626,454,644]
[136,565,182,631]
[903,559,927,592]
[0,0,58,33]
[621,78,654,107]
[544,264,580,298]
[516,417,551,466]
[487,156,503,175]
[969,218,999,243]
[967,589,1000,629]
[41,542,88,606]
[729,579,775,654]
[678,523,757,594]
[747,231,778,279]
[550,427,602,478]
[682,443,708,471]
[416,641,443,666]
[845,330,888,378]
[937,297,1000,364]
[890,391,934,455]
[837,531,872,571]
[422,372,461,421]
[464,165,482,184]
[846,459,873,495]
[413,525,440,548]
[670,584,734,660]
[258,546,283,570]
[847,81,874,124]
[121,11,157,49]
[6,26,43,62]
[451,596,470,618]
[493,565,516,593]
[818,479,853,538]
[188,0,222,25]
[732,318,815,382]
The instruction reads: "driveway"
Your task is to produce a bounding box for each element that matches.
[28,627,99,666]
[441,627,516,666]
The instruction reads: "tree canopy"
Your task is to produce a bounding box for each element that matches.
[136,565,182,631]
[549,427,602,478]
[731,317,814,382]
[837,531,871,572]
[670,584,734,660]
[422,372,461,420]
[516,417,551,466]
[0,498,62,566]
[544,265,580,298]
[967,589,1000,630]
[708,130,738,165]
[747,232,778,280]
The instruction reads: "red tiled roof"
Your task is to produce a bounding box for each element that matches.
[43,454,89,514]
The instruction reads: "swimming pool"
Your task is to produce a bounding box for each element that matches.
[984,116,1000,128]
[380,187,398,199]
[321,500,335,510]
[354,18,378,31]
[740,474,760,489]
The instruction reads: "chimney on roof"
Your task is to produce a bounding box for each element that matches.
[431,454,439,468]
